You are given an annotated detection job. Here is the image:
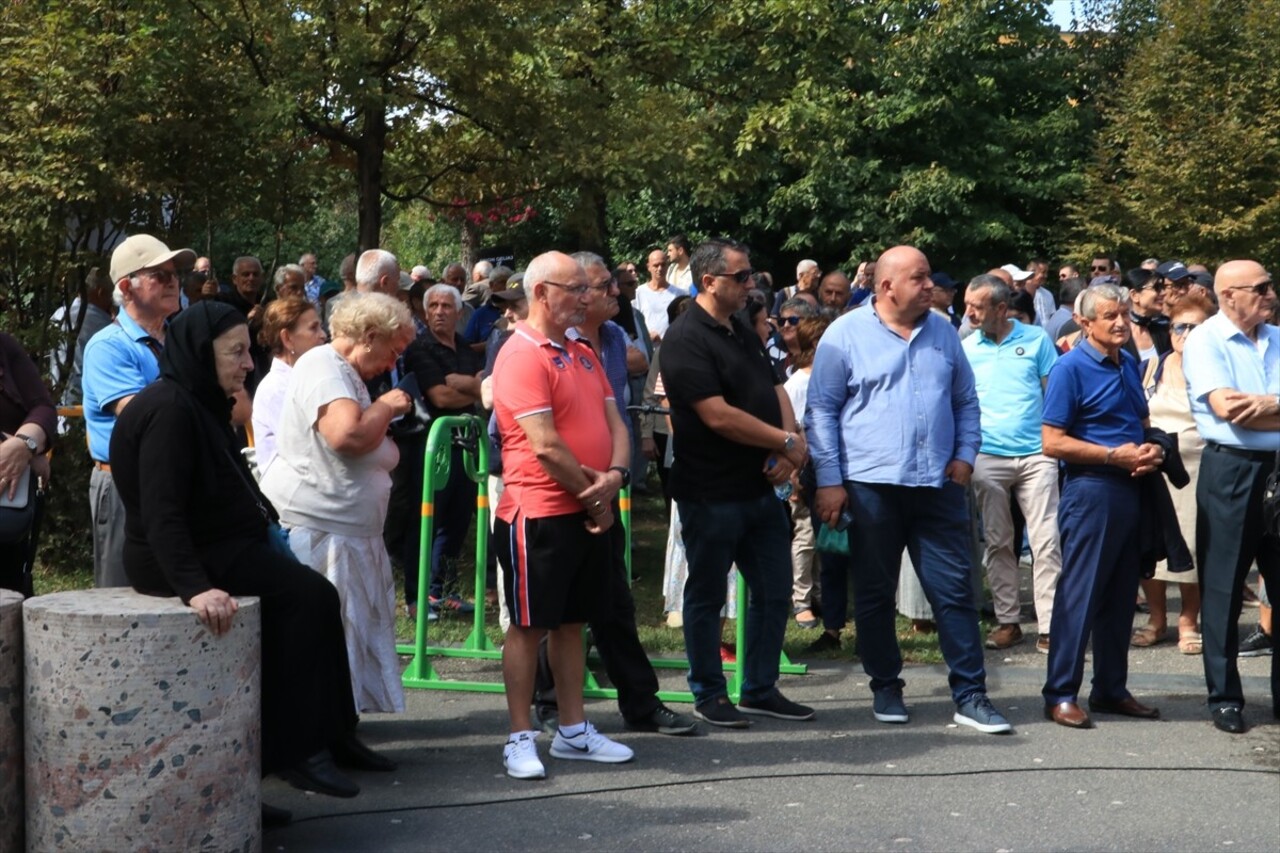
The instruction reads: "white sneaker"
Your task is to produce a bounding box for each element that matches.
[503,731,546,779]
[549,721,634,764]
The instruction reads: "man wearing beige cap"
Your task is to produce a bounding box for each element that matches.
[82,234,194,587]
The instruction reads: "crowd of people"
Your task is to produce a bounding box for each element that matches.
[0,231,1276,809]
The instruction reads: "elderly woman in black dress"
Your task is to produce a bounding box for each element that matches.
[109,301,393,821]
[0,331,55,595]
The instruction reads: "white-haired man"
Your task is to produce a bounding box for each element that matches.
[355,249,400,296]
[300,252,327,308]
[83,234,195,587]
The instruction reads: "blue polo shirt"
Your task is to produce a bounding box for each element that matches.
[1182,313,1280,452]
[82,312,163,462]
[1042,338,1146,468]
[962,320,1057,456]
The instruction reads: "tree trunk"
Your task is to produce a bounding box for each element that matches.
[356,104,387,252]
[460,219,478,271]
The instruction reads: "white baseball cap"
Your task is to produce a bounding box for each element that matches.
[999,263,1033,282]
[110,234,196,284]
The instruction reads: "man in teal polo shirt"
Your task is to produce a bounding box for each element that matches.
[962,275,1062,654]
[83,234,194,587]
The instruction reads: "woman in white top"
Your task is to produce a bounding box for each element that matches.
[261,293,415,714]
[251,297,327,472]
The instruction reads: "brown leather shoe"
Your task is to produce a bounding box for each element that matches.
[1088,696,1160,719]
[1044,701,1093,728]
[985,623,1024,650]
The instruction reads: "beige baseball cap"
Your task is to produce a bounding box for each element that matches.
[109,234,196,283]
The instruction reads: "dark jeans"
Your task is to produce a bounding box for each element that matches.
[429,445,478,600]
[818,550,851,632]
[845,480,987,705]
[1196,447,1280,714]
[385,433,426,604]
[1043,472,1140,706]
[534,509,661,722]
[677,492,791,705]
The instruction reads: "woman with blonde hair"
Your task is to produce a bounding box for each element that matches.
[261,293,415,714]
[251,296,327,471]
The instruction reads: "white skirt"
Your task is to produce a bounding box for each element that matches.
[288,526,406,714]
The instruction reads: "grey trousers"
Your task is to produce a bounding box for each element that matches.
[89,467,129,588]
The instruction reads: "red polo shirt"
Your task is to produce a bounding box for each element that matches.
[492,322,614,521]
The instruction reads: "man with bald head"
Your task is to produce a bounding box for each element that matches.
[817,270,852,315]
[1183,260,1280,734]
[491,251,635,778]
[807,245,1010,734]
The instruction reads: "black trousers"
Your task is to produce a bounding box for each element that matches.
[533,513,661,723]
[1196,446,1280,714]
[0,538,32,596]
[208,541,358,774]
[384,433,427,604]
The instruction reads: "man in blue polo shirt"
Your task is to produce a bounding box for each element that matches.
[1182,259,1280,734]
[1041,282,1165,729]
[83,234,194,587]
[961,275,1061,654]
[808,245,1010,734]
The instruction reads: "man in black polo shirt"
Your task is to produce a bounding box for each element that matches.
[661,237,815,727]
[404,283,486,614]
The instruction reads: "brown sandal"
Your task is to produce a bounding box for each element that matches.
[1130,624,1168,647]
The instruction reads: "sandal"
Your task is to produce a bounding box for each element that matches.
[1178,630,1203,655]
[1130,624,1168,647]
[794,608,819,629]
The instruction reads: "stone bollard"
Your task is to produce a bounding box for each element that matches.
[24,589,262,852]
[1,588,24,853]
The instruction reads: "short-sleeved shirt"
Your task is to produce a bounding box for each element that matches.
[404,331,485,418]
[259,345,400,537]
[962,320,1057,456]
[492,322,614,521]
[82,311,163,462]
[660,301,782,501]
[1182,313,1280,452]
[1042,338,1147,471]
[634,283,686,340]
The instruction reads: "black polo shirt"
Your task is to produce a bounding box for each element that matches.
[404,331,485,418]
[660,300,782,501]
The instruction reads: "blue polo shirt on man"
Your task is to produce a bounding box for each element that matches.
[1182,313,1280,452]
[1041,338,1146,468]
[82,312,163,462]
[962,320,1057,457]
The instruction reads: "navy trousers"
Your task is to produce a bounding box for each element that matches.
[1043,471,1140,706]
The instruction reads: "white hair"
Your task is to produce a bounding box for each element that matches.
[472,260,493,280]
[1079,283,1126,320]
[524,252,568,299]
[356,249,398,292]
[274,263,304,287]
[423,282,463,311]
[570,251,607,274]
[796,259,819,278]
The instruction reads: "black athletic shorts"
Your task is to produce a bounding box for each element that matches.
[495,509,608,629]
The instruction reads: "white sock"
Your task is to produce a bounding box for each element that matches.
[558,721,587,737]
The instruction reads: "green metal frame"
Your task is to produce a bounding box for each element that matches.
[399,415,805,701]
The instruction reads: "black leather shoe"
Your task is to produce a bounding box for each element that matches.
[262,802,293,829]
[1088,696,1160,719]
[1212,706,1246,734]
[331,731,398,772]
[279,749,360,798]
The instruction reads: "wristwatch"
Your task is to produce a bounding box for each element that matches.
[14,433,38,456]
[782,432,797,453]
[608,466,631,488]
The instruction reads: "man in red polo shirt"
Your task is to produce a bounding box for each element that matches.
[491,250,635,779]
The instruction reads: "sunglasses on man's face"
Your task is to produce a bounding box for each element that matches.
[1230,281,1275,296]
[1091,264,1111,272]
[714,268,755,284]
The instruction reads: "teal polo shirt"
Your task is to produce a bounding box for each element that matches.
[962,320,1057,456]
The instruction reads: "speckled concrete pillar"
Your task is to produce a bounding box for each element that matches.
[1,589,24,853]
[23,589,262,852]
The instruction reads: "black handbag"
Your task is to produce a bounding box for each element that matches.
[0,469,38,543]
[1263,451,1280,539]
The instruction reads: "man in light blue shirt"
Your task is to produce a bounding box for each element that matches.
[961,275,1061,655]
[1182,259,1280,734]
[807,245,1009,734]
[83,234,193,587]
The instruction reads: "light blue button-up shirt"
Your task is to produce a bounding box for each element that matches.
[806,298,982,488]
[1182,312,1280,451]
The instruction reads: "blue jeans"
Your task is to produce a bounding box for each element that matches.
[845,480,988,705]
[677,492,792,705]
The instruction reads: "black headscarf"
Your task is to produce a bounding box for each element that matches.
[159,301,248,435]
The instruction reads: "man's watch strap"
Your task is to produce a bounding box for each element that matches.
[782,431,797,453]
[608,466,631,488]
[15,433,38,455]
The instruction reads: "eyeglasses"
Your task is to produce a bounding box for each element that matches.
[1140,282,1165,294]
[542,280,591,297]
[1228,281,1275,296]
[585,277,617,293]
[137,268,177,285]
[714,268,755,284]
[1090,264,1111,272]
[776,316,802,327]
[1171,322,1199,335]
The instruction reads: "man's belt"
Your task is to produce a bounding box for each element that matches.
[1206,441,1275,464]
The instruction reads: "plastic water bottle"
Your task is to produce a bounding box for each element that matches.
[768,458,793,501]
